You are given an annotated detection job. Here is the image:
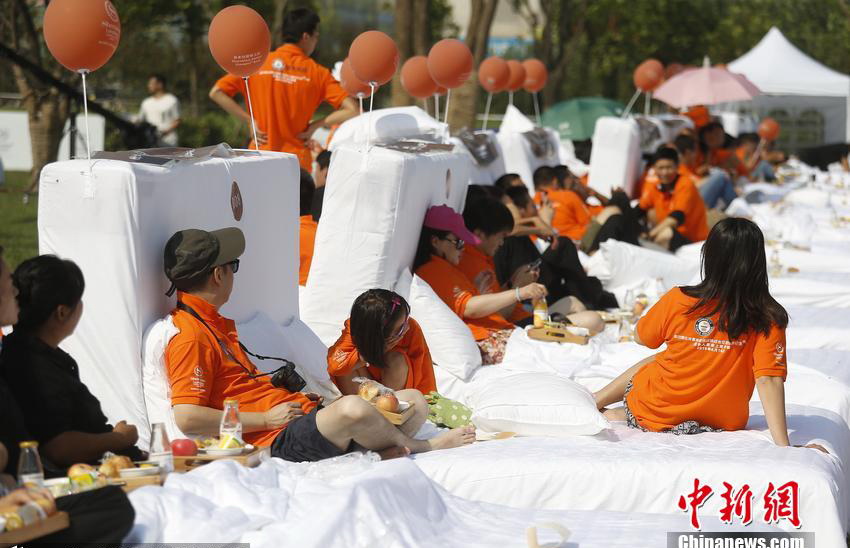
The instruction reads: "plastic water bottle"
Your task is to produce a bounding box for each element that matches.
[220,399,243,445]
[149,423,173,475]
[17,441,44,489]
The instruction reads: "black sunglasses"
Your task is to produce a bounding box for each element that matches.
[215,259,240,274]
[443,236,465,250]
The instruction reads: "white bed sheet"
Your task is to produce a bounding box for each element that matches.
[415,402,849,546]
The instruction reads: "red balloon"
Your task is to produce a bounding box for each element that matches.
[522,59,548,93]
[427,39,473,89]
[758,117,781,141]
[505,60,526,92]
[340,58,374,99]
[478,56,510,93]
[208,6,270,78]
[349,31,398,85]
[664,62,685,80]
[43,0,121,72]
[633,59,664,92]
[401,56,439,99]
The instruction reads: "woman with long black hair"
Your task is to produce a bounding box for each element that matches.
[594,218,824,452]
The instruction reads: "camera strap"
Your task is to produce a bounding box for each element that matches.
[175,301,295,378]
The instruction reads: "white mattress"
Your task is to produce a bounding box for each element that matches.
[415,401,849,546]
[497,105,561,196]
[127,453,778,548]
[301,143,471,346]
[38,152,300,444]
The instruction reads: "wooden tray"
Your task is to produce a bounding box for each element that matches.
[0,511,69,547]
[108,474,162,493]
[373,402,416,425]
[528,326,589,345]
[173,446,269,472]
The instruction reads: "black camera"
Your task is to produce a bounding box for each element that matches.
[268,361,306,393]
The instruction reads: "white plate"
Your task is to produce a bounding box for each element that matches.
[118,465,160,478]
[44,477,73,497]
[201,444,253,456]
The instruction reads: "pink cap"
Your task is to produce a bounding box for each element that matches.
[423,205,481,245]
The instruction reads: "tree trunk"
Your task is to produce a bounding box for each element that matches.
[391,0,415,107]
[447,0,497,131]
[271,0,289,47]
[412,0,430,55]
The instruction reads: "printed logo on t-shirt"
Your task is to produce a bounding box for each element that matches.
[694,317,715,337]
[272,59,284,71]
[775,343,784,354]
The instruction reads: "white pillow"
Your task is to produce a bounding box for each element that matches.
[141,316,188,447]
[408,274,482,380]
[468,372,610,437]
[591,240,700,290]
[327,106,448,150]
[236,312,341,402]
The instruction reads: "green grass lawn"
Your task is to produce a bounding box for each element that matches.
[0,170,39,269]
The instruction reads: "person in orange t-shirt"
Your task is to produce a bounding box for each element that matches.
[209,8,358,170]
[413,205,547,365]
[594,218,827,453]
[162,227,474,462]
[637,147,709,250]
[328,290,436,396]
[298,169,318,285]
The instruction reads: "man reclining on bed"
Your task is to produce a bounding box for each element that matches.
[161,228,474,462]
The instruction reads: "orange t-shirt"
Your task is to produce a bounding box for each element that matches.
[638,172,709,243]
[299,215,318,286]
[693,147,748,178]
[627,288,787,432]
[539,189,591,240]
[415,255,515,341]
[215,44,348,170]
[457,245,530,323]
[327,318,436,394]
[164,293,317,447]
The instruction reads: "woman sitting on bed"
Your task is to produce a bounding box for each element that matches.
[413,205,547,365]
[328,289,436,396]
[593,218,826,452]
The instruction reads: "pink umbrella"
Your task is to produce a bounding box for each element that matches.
[653,59,761,108]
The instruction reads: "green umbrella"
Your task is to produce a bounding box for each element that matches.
[542,97,626,141]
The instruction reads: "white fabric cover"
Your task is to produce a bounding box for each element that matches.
[448,131,506,186]
[408,274,482,380]
[468,372,610,436]
[497,105,561,196]
[327,106,448,151]
[586,240,700,292]
[235,312,341,402]
[587,117,642,197]
[301,144,470,346]
[141,316,186,444]
[38,152,300,444]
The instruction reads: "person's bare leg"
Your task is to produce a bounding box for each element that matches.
[593,355,656,409]
[594,205,622,226]
[654,226,674,250]
[315,395,474,455]
[548,296,578,316]
[394,388,427,438]
[566,310,604,335]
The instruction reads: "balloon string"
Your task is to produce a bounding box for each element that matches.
[366,83,376,153]
[80,70,92,173]
[533,93,542,126]
[622,89,641,118]
[444,89,451,126]
[359,96,363,117]
[482,92,493,131]
[435,94,440,121]
[644,91,651,115]
[243,77,260,151]
[509,91,514,107]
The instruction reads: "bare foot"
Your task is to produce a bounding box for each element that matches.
[603,407,627,421]
[377,446,410,460]
[428,426,476,451]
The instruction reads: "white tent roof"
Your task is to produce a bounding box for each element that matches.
[728,27,850,97]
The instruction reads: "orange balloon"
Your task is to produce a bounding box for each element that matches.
[427,39,473,89]
[633,58,664,92]
[435,86,448,96]
[208,6,270,78]
[505,60,526,92]
[478,56,510,93]
[43,0,121,72]
[401,56,438,99]
[340,58,374,99]
[664,62,684,80]
[522,59,548,92]
[758,117,781,141]
[349,31,398,85]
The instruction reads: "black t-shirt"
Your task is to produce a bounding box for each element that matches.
[0,372,31,477]
[0,331,143,464]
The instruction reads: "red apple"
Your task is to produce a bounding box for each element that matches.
[172,438,198,456]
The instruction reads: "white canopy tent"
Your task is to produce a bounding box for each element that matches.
[727,27,850,146]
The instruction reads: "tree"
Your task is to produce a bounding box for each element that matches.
[446,0,497,131]
[1,0,71,192]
